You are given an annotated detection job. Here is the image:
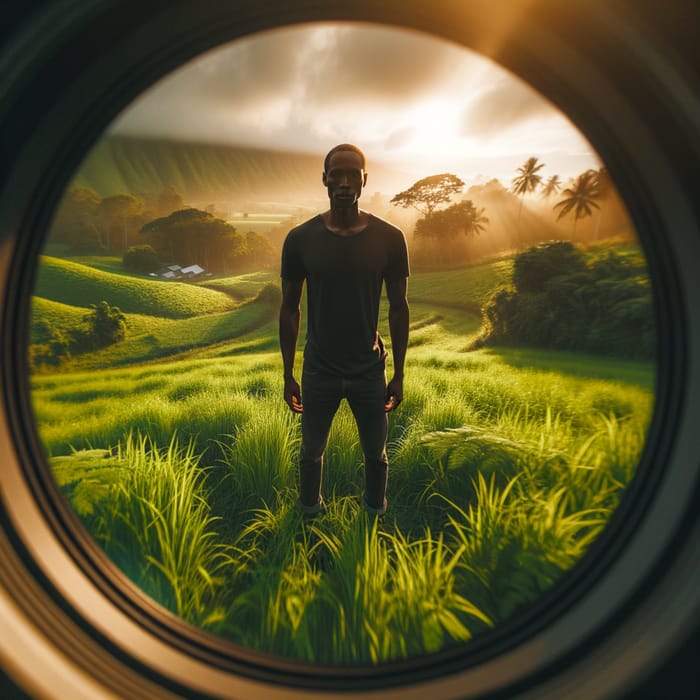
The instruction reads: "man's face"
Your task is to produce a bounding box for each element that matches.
[323,150,367,207]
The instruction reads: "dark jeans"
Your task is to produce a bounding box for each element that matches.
[300,365,388,511]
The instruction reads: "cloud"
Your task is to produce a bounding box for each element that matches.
[106,23,597,180]
[118,28,308,114]
[300,25,460,106]
[384,126,416,150]
[112,23,473,141]
[461,76,553,138]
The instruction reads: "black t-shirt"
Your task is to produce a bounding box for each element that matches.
[281,213,409,375]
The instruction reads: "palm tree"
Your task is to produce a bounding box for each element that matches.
[541,175,562,198]
[511,156,545,223]
[553,169,601,240]
[466,205,489,237]
[594,167,612,196]
[592,167,612,239]
[460,202,489,264]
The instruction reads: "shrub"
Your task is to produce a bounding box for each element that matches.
[512,241,587,294]
[29,301,132,368]
[83,301,127,349]
[478,244,654,359]
[123,244,160,273]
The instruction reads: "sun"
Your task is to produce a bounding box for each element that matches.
[398,99,465,160]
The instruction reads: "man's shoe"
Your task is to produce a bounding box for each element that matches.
[298,496,325,517]
[362,494,387,516]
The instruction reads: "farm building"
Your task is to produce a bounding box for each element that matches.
[149,264,206,280]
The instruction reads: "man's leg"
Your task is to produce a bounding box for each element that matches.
[299,370,341,513]
[346,368,389,514]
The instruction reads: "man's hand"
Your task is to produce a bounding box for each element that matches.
[385,375,403,412]
[284,377,303,413]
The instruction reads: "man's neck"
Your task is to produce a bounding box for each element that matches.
[322,206,369,236]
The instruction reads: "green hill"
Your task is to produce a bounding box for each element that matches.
[31,300,278,370]
[29,254,517,370]
[408,259,514,309]
[30,297,89,342]
[34,256,238,318]
[201,271,278,299]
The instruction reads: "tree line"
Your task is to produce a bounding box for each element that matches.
[49,185,276,274]
[49,157,626,276]
[390,157,623,268]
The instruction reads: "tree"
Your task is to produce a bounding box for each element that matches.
[511,157,545,224]
[512,241,587,293]
[553,169,601,239]
[512,157,545,197]
[244,231,275,269]
[29,322,74,369]
[593,167,612,197]
[94,193,146,252]
[541,175,562,198]
[123,244,160,273]
[412,199,488,266]
[592,167,612,239]
[48,186,102,249]
[156,185,185,217]
[391,173,465,217]
[414,199,488,239]
[141,208,246,273]
[476,243,654,359]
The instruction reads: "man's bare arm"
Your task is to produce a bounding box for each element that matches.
[279,278,304,412]
[385,277,409,411]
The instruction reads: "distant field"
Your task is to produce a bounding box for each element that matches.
[31,256,505,370]
[228,215,293,227]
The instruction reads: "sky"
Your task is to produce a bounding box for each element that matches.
[110,22,601,186]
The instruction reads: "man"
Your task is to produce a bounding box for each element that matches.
[279,144,410,516]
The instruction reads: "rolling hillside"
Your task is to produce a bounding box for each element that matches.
[29,253,517,371]
[34,256,238,318]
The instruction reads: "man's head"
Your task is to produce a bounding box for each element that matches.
[323,144,366,173]
[322,144,368,207]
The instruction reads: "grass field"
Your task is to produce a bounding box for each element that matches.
[29,250,656,664]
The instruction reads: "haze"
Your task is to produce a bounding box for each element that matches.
[109,22,600,192]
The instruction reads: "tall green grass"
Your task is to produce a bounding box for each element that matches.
[83,432,238,628]
[217,499,492,663]
[37,344,653,662]
[218,398,300,512]
[31,255,656,664]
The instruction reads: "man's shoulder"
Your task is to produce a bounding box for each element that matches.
[368,213,404,237]
[286,214,323,240]
[368,214,407,251]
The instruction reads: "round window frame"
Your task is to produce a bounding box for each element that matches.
[1,2,699,699]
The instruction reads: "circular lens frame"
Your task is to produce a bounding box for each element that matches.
[1,2,699,698]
